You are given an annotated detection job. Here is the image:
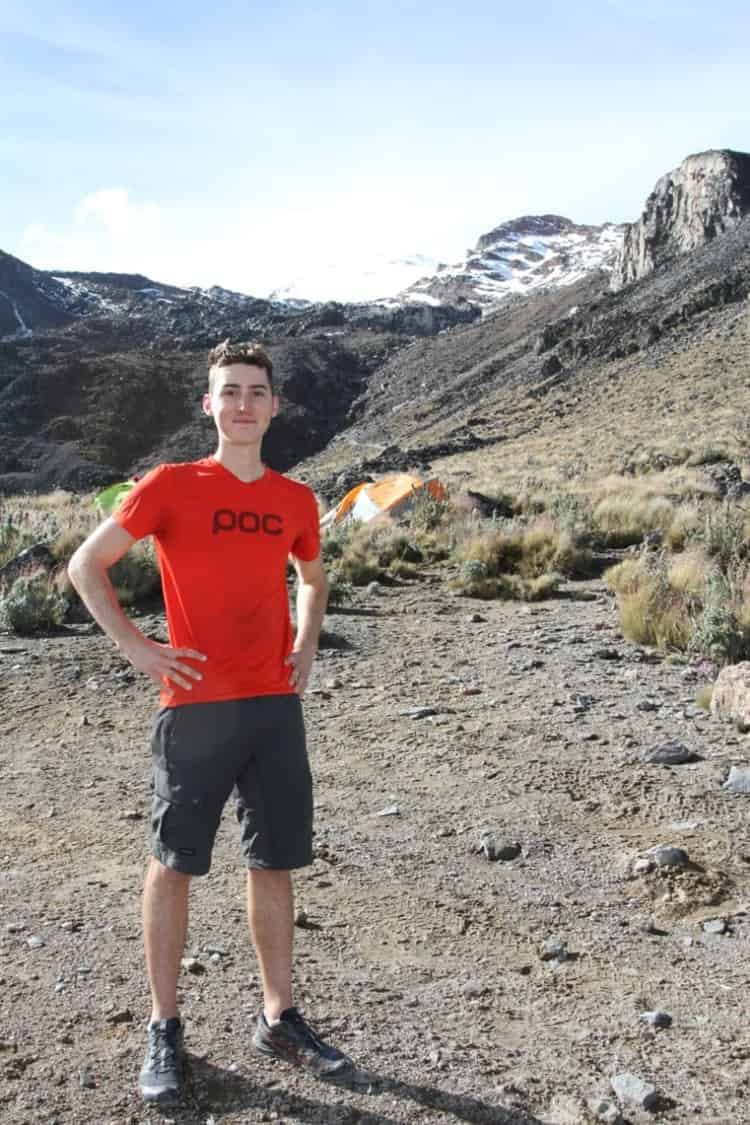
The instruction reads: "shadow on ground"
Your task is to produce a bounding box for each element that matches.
[173,1056,544,1124]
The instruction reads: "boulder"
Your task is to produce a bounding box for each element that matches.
[711,662,750,731]
[0,543,55,586]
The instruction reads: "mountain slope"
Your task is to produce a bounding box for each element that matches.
[296,212,750,499]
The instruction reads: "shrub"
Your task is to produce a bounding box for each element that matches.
[547,493,594,542]
[450,517,589,600]
[0,572,68,634]
[664,506,701,551]
[110,540,161,606]
[593,495,675,547]
[690,570,750,666]
[702,502,749,571]
[605,550,750,664]
[408,488,451,532]
[0,515,36,569]
[325,568,352,607]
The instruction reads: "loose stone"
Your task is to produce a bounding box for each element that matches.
[588,1097,624,1124]
[639,1010,672,1028]
[610,1072,659,1110]
[26,936,45,949]
[644,741,698,766]
[702,918,727,935]
[181,957,205,975]
[540,939,568,962]
[647,845,690,868]
[105,1008,134,1024]
[462,980,489,998]
[723,766,750,795]
[476,833,519,861]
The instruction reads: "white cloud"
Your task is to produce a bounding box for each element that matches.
[74,188,160,237]
[21,188,167,277]
[18,184,477,300]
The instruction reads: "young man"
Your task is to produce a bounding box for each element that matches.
[68,340,351,1104]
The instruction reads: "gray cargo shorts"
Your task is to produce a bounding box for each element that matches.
[150,694,313,876]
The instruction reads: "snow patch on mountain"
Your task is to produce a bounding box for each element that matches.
[401,215,624,308]
[268,253,445,305]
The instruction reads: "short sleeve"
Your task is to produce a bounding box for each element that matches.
[112,465,172,541]
[291,488,321,562]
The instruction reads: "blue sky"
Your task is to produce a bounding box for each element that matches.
[1,0,748,299]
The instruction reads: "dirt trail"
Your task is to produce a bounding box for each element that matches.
[2,578,749,1124]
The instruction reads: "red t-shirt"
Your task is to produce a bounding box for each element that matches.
[113,457,320,707]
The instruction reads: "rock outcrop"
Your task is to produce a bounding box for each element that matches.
[611,149,750,289]
[711,661,750,731]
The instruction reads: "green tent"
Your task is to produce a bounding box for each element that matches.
[94,480,136,516]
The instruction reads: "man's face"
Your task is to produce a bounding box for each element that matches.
[203,364,279,446]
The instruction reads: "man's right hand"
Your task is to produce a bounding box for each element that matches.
[122,639,207,693]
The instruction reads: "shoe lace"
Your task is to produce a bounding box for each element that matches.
[148,1025,179,1073]
[284,1008,328,1052]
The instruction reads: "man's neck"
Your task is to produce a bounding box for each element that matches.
[213,443,265,483]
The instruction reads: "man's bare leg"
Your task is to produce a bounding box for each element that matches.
[143,858,191,1021]
[247,868,294,1021]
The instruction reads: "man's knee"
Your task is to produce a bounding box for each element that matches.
[146,857,193,886]
[247,867,292,888]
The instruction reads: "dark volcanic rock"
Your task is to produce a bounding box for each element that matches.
[0,251,74,337]
[612,149,750,289]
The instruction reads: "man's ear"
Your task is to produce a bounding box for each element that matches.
[202,392,213,417]
[271,395,280,418]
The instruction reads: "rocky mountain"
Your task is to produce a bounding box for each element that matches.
[1,148,749,497]
[0,262,480,351]
[0,251,75,337]
[399,215,624,308]
[297,204,750,502]
[612,149,750,289]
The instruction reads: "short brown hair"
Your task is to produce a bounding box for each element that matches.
[207,339,274,392]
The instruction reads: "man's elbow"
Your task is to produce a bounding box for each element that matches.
[66,547,86,591]
[302,572,328,600]
[67,544,103,591]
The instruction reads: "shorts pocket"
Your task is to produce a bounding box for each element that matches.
[151,708,182,798]
[151,794,211,875]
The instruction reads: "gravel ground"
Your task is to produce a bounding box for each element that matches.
[2,577,749,1124]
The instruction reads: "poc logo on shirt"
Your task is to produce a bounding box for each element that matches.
[212,509,284,535]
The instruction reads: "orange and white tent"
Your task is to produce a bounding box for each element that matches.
[321,473,446,529]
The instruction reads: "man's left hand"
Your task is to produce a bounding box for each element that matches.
[285,642,316,696]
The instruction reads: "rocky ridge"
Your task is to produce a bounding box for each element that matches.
[611,149,750,289]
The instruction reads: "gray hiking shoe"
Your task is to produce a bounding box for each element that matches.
[139,1017,184,1104]
[253,1007,352,1080]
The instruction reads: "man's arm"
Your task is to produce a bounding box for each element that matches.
[285,553,328,696]
[67,518,206,693]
